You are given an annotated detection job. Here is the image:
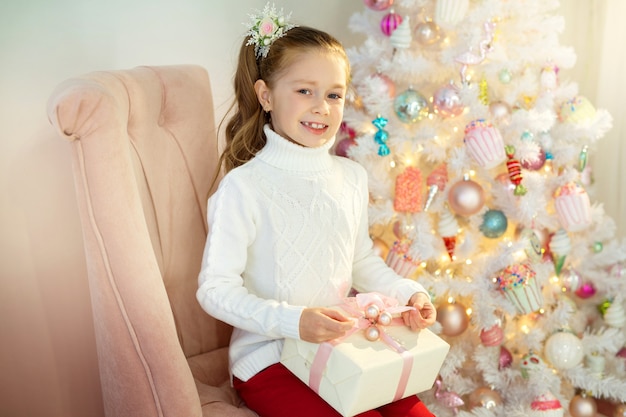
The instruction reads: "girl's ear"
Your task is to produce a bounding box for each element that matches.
[254,79,272,112]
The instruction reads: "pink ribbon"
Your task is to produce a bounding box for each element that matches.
[308,293,415,402]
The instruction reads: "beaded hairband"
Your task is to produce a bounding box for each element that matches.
[244,2,297,59]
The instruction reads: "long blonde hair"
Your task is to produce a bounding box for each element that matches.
[216,26,350,180]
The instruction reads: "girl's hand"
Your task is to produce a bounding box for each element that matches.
[299,307,354,343]
[402,292,437,331]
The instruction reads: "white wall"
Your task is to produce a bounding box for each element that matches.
[0,1,362,416]
[0,1,622,416]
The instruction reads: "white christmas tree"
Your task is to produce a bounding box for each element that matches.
[339,0,626,416]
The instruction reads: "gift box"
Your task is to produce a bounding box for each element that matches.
[280,294,450,417]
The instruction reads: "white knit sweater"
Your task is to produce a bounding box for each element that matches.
[197,125,428,382]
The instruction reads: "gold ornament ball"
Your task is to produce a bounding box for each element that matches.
[569,394,597,417]
[614,403,626,417]
[436,301,469,337]
[447,179,485,216]
[468,386,502,409]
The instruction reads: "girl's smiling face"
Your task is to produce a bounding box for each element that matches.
[254,50,348,148]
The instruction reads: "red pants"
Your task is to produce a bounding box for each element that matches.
[233,363,435,417]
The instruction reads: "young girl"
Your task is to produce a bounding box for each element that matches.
[197,5,437,417]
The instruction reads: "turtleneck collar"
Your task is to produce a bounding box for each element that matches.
[256,125,336,173]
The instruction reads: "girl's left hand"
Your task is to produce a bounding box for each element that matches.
[402,292,437,331]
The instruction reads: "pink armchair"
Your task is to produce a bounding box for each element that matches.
[47,65,256,417]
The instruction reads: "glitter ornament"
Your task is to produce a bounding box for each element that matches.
[480,209,508,238]
[436,299,469,337]
[372,115,390,156]
[394,88,429,123]
[433,83,464,118]
[381,10,402,36]
[499,346,513,369]
[496,263,543,315]
[468,386,503,410]
[569,393,597,417]
[478,78,489,105]
[364,0,394,11]
[505,145,527,196]
[448,177,485,216]
[415,20,441,45]
[394,167,422,213]
[544,329,584,370]
[521,147,547,171]
[434,378,465,413]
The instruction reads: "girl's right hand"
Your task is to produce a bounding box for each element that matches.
[299,307,354,343]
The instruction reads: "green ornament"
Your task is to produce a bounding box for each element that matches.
[593,241,603,253]
[578,145,588,172]
[499,68,512,84]
[598,299,612,316]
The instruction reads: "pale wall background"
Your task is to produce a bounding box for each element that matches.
[0,1,623,416]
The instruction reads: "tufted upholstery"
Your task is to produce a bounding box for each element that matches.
[47,65,257,417]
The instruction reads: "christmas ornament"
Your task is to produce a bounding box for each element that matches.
[518,228,544,263]
[614,404,626,417]
[554,182,592,232]
[434,378,465,413]
[414,20,441,45]
[386,238,420,278]
[394,88,429,123]
[548,229,571,276]
[364,0,393,11]
[434,0,469,26]
[438,206,459,260]
[381,10,402,36]
[592,241,603,253]
[521,351,546,378]
[478,78,489,105]
[368,72,396,98]
[390,15,411,51]
[617,347,626,359]
[335,137,356,158]
[559,96,596,123]
[489,100,511,124]
[498,68,512,84]
[575,282,596,299]
[521,130,534,142]
[394,166,422,212]
[505,145,527,196]
[496,263,543,315]
[480,209,508,238]
[585,352,606,377]
[448,177,485,216]
[455,21,495,82]
[372,237,390,259]
[603,300,626,328]
[578,145,589,172]
[464,119,506,169]
[569,393,597,417]
[544,329,584,370]
[540,63,559,90]
[499,346,513,369]
[520,147,547,171]
[436,299,469,336]
[480,323,504,346]
[424,163,448,211]
[433,83,464,118]
[468,386,502,410]
[531,391,564,417]
[559,267,581,293]
[372,115,390,156]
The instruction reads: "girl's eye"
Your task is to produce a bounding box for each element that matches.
[298,89,311,95]
[328,93,343,100]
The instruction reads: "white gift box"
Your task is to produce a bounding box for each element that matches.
[280,325,449,417]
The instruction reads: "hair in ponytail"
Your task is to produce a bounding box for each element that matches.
[215,26,349,179]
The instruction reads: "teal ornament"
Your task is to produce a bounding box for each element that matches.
[498,68,512,84]
[480,209,508,238]
[394,88,429,123]
[372,116,390,156]
[521,130,534,142]
[578,145,588,172]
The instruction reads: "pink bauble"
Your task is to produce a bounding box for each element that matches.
[575,282,596,299]
[364,0,393,11]
[499,346,513,369]
[436,301,469,337]
[616,347,626,359]
[480,324,504,346]
[433,84,464,118]
[381,11,402,36]
[448,179,485,216]
[369,72,396,98]
[335,137,356,158]
[520,147,547,171]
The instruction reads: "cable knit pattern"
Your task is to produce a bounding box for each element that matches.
[197,125,427,382]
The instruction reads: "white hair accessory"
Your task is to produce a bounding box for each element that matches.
[244,2,297,59]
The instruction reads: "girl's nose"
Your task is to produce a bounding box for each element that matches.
[313,98,330,115]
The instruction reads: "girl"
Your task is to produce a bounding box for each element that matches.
[197,5,437,417]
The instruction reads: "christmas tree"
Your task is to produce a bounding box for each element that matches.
[339,0,626,416]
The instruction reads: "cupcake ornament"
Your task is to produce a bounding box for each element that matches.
[464,119,507,169]
[559,96,596,123]
[496,263,543,315]
[386,238,421,278]
[554,182,592,232]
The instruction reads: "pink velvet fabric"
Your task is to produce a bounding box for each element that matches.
[47,65,256,417]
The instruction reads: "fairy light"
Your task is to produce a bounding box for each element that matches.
[453,126,459,133]
[469,169,476,177]
[465,259,473,265]
[420,262,427,268]
[447,296,455,303]
[389,160,396,169]
[466,307,473,316]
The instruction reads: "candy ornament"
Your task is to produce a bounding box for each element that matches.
[505,145,527,195]
[518,228,544,263]
[544,329,584,370]
[424,163,448,211]
[434,378,464,413]
[548,229,571,276]
[438,207,459,260]
[480,323,504,346]
[372,115,390,156]
[390,15,412,50]
[394,166,422,213]
[381,10,402,36]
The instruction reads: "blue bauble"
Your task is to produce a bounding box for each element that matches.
[480,209,508,238]
[394,88,429,123]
